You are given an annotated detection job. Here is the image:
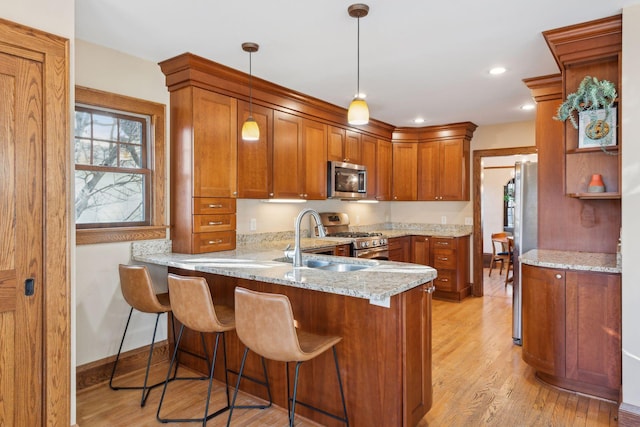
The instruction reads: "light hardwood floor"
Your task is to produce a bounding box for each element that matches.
[76,269,618,426]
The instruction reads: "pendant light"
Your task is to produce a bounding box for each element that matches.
[347,3,370,125]
[241,42,260,141]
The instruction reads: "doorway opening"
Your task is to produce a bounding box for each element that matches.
[472,146,537,296]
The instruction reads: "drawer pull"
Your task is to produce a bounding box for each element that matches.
[208,221,224,225]
[208,204,223,208]
[207,239,223,245]
[436,241,450,246]
[438,278,449,282]
[555,274,562,279]
[425,285,436,293]
[438,257,449,261]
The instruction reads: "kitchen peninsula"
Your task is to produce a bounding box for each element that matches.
[135,242,437,427]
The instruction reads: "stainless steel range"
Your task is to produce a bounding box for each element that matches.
[319,212,389,259]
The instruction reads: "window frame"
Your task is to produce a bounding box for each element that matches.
[75,86,167,244]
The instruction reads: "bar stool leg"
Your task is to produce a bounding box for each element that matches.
[333,347,350,427]
[227,348,273,427]
[289,362,303,427]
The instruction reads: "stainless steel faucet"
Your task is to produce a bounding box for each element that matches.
[285,208,327,268]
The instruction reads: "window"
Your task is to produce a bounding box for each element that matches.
[75,87,166,244]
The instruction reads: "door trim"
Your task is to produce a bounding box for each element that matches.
[472,146,537,296]
[0,18,71,424]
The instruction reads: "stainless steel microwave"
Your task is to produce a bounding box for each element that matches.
[328,161,367,199]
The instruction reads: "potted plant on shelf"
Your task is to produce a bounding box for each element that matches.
[554,75,618,153]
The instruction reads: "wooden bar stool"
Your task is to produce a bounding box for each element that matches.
[227,287,349,427]
[110,264,177,407]
[157,273,235,424]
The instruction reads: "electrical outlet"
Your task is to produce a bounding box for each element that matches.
[465,217,473,225]
[441,216,447,224]
[355,215,360,225]
[250,218,257,231]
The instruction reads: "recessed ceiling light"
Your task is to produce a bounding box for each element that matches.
[520,103,535,111]
[489,67,506,75]
[413,118,425,124]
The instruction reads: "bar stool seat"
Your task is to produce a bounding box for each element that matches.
[227,287,349,427]
[157,273,235,425]
[110,264,175,407]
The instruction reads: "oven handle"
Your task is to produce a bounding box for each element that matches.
[354,247,389,259]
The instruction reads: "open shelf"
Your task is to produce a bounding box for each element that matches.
[567,192,621,200]
[566,146,619,155]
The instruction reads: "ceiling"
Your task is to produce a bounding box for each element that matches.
[75,0,636,127]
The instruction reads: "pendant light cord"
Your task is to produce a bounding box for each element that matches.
[356,16,360,97]
[249,51,253,115]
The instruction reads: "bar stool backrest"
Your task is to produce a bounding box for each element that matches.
[119,264,170,314]
[167,274,226,334]
[234,287,303,362]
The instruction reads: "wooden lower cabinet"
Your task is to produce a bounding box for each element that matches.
[521,264,621,401]
[430,236,471,301]
[389,236,411,262]
[169,268,433,427]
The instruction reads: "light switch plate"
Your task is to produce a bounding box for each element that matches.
[441,216,447,224]
[465,217,473,225]
[250,218,257,231]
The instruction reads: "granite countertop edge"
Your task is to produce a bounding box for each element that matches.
[520,249,621,274]
[133,247,437,302]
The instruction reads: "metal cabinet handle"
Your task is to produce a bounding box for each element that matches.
[208,221,223,225]
[425,285,436,293]
[438,257,449,261]
[208,204,223,208]
[438,278,449,282]
[555,274,562,279]
[207,240,223,245]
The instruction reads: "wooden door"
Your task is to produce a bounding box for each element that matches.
[344,130,361,164]
[360,135,377,199]
[521,265,566,377]
[376,139,392,200]
[237,101,273,198]
[411,236,431,265]
[417,142,439,200]
[392,142,417,200]
[0,51,44,426]
[301,119,327,200]
[439,138,468,201]
[193,88,237,198]
[327,126,345,162]
[272,111,303,198]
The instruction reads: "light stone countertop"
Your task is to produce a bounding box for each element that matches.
[520,249,621,274]
[133,244,437,306]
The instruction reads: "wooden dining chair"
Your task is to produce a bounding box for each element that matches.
[489,232,510,277]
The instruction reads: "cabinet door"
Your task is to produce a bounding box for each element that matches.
[237,101,273,198]
[360,135,377,199]
[301,119,327,200]
[417,142,439,200]
[411,236,430,265]
[439,138,468,201]
[388,236,411,262]
[392,143,418,200]
[376,139,392,201]
[272,111,303,199]
[521,264,566,376]
[193,88,237,197]
[565,271,621,391]
[345,129,361,164]
[402,283,433,425]
[327,126,345,162]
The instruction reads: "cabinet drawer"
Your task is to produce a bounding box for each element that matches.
[434,270,457,292]
[431,237,457,249]
[433,249,456,270]
[193,214,236,233]
[193,197,236,214]
[192,231,236,253]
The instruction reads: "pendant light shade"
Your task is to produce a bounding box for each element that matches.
[241,42,260,141]
[347,4,370,125]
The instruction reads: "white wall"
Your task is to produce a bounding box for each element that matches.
[482,167,513,252]
[74,40,171,365]
[621,2,640,410]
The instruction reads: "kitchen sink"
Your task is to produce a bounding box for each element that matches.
[274,257,371,272]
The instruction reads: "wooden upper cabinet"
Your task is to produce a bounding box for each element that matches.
[376,138,392,201]
[543,15,622,199]
[192,88,238,198]
[301,119,328,200]
[328,126,361,164]
[393,122,476,201]
[237,101,273,198]
[360,135,377,199]
[392,142,418,200]
[272,110,303,199]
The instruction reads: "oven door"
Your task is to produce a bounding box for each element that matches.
[354,247,389,260]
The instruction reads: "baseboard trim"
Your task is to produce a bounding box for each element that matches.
[619,402,640,426]
[76,341,170,391]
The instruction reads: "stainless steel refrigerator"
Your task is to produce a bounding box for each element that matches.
[512,161,538,345]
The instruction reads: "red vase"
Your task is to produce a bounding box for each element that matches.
[587,174,605,193]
